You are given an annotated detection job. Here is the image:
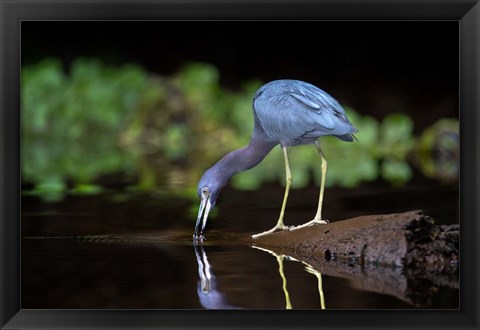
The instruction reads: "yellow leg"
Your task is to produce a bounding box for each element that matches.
[313,140,328,222]
[317,272,326,309]
[251,246,292,309]
[277,255,292,309]
[252,146,291,239]
[290,140,328,231]
[304,264,326,309]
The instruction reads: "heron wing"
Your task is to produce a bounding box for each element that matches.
[290,93,335,129]
[288,81,347,117]
[254,81,349,143]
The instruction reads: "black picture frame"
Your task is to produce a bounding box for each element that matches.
[1,0,478,329]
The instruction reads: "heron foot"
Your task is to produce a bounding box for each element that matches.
[289,219,329,231]
[251,224,289,239]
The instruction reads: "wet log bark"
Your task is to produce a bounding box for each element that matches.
[249,210,458,274]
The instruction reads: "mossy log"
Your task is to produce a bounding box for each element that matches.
[249,210,459,274]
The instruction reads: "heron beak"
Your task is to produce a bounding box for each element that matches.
[194,195,212,239]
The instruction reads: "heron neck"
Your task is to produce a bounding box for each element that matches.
[212,133,278,182]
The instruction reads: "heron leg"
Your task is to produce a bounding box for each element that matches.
[290,140,328,231]
[251,146,291,239]
[277,255,292,309]
[304,264,326,309]
[313,140,328,222]
[252,246,292,308]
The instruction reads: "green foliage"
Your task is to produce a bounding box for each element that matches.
[378,113,415,183]
[413,118,459,183]
[22,58,157,193]
[21,58,458,201]
[381,159,413,184]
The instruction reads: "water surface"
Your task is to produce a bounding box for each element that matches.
[21,182,459,309]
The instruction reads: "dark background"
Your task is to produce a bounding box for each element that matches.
[22,21,459,132]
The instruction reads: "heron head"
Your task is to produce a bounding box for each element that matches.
[194,171,224,240]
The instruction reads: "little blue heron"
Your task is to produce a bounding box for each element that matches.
[195,79,358,240]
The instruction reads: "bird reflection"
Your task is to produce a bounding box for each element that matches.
[193,243,241,309]
[193,243,326,309]
[252,245,326,309]
[304,263,326,309]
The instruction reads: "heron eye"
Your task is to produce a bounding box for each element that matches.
[202,187,209,194]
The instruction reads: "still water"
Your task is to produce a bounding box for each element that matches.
[21,182,459,309]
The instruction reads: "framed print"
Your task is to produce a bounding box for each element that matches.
[1,0,479,329]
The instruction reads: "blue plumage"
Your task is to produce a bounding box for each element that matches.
[253,80,357,146]
[194,79,358,241]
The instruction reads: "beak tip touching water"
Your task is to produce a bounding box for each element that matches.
[194,195,212,242]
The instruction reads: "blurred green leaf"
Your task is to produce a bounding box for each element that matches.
[381,113,413,143]
[414,118,459,183]
[70,184,104,195]
[231,171,263,190]
[381,159,412,184]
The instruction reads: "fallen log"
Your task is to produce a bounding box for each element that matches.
[248,210,459,274]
